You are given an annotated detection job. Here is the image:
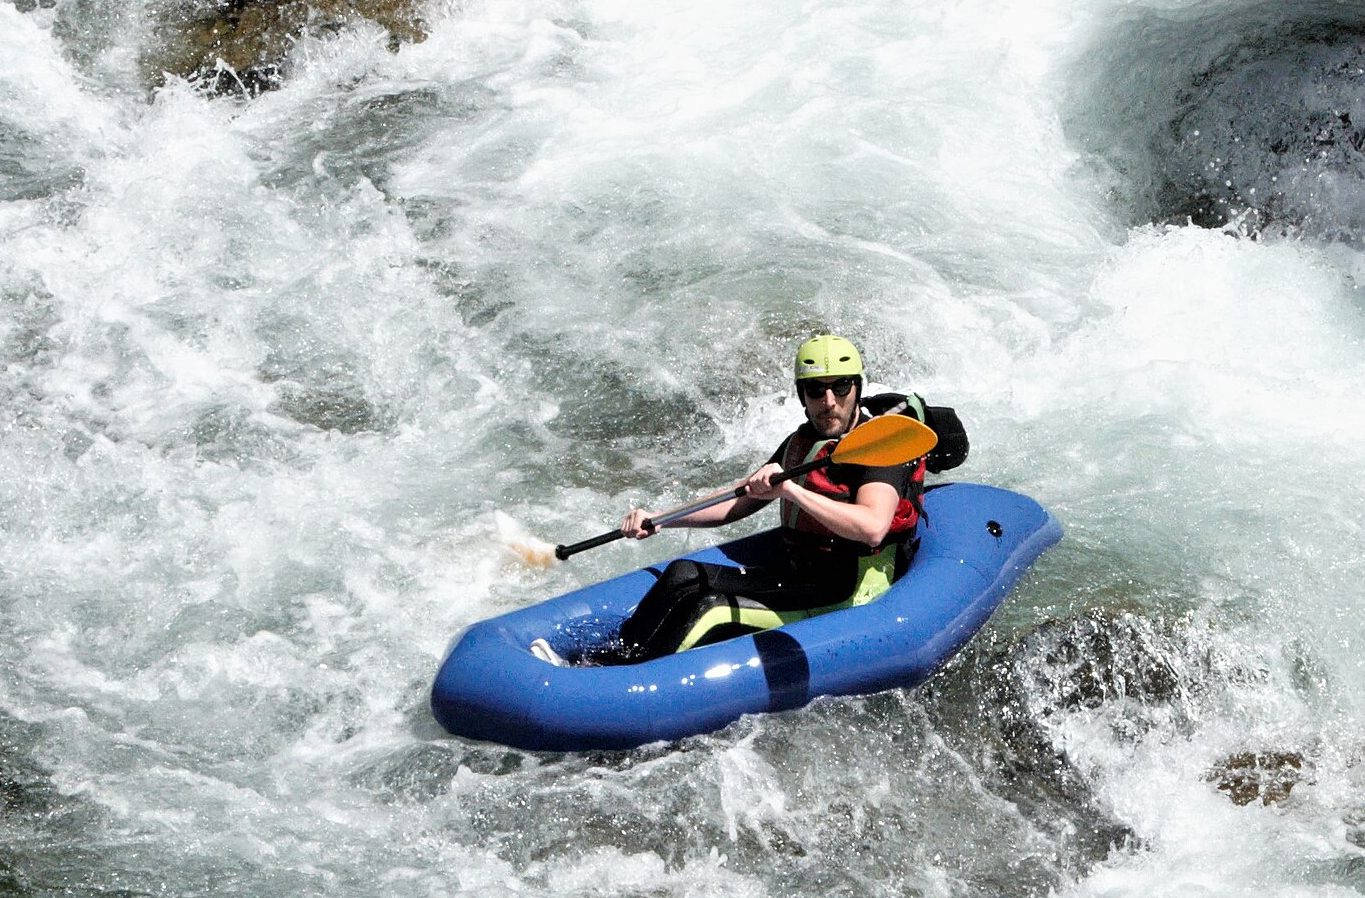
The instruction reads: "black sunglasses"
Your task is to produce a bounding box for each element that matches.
[798,377,858,400]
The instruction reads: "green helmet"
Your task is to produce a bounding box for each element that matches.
[793,334,864,381]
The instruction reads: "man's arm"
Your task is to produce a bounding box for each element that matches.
[620,487,771,539]
[745,464,900,547]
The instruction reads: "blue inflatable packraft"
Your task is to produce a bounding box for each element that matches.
[431,482,1061,751]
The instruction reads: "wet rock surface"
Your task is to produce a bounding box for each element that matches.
[144,0,427,94]
[1065,3,1365,243]
[1208,751,1309,806]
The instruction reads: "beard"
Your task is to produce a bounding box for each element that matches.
[809,403,856,438]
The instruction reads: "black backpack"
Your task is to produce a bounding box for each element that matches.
[862,392,969,474]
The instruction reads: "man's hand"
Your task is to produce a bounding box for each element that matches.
[621,508,657,540]
[742,463,788,502]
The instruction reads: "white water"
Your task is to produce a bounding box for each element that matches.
[2,0,1364,895]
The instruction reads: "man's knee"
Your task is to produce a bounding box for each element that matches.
[657,559,709,594]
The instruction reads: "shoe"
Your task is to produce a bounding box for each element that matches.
[529,638,568,667]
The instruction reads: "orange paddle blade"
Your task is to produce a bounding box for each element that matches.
[829,414,938,467]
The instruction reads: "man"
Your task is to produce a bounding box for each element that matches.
[581,333,953,663]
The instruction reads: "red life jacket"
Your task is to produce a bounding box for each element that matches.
[777,414,926,550]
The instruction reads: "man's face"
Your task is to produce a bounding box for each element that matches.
[798,376,859,438]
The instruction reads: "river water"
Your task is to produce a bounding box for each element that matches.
[3,0,1364,895]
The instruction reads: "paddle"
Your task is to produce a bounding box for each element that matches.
[548,414,937,562]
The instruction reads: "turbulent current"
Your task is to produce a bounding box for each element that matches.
[3,0,1365,895]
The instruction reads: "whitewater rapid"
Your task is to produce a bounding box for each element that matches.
[2,0,1364,895]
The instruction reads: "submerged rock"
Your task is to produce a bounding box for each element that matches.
[144,0,427,94]
[0,715,55,816]
[1345,808,1365,848]
[1208,751,1308,806]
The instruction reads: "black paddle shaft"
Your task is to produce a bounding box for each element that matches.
[552,454,830,561]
